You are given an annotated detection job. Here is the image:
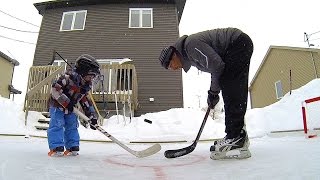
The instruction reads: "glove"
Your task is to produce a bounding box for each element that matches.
[80,118,90,129]
[80,86,87,94]
[66,100,76,113]
[89,117,98,130]
[207,90,220,109]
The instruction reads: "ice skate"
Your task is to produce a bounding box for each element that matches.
[210,129,251,160]
[48,146,64,157]
[64,146,79,156]
[210,147,251,160]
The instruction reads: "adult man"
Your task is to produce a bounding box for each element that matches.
[158,28,253,160]
[47,54,100,156]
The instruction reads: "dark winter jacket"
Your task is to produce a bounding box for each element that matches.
[49,69,98,120]
[173,27,242,92]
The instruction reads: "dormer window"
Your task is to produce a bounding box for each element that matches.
[60,10,87,31]
[129,8,153,28]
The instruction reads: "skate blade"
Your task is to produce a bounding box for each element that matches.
[64,150,79,156]
[48,151,64,157]
[210,149,251,160]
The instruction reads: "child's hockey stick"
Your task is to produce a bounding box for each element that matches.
[74,108,161,158]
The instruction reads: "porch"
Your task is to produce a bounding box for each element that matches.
[23,64,139,126]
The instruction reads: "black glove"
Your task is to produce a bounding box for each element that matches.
[207,90,220,109]
[66,100,76,113]
[80,118,89,129]
[89,117,98,130]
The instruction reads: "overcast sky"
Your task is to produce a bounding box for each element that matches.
[0,0,320,104]
[179,0,320,79]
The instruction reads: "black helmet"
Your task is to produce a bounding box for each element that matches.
[75,54,100,77]
[159,46,175,69]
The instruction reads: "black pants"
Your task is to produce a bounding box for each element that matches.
[219,33,253,138]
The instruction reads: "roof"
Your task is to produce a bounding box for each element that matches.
[8,85,22,94]
[249,45,320,89]
[0,51,19,66]
[34,0,186,23]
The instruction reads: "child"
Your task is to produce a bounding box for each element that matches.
[47,54,100,156]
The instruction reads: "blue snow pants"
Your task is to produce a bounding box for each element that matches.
[47,107,80,150]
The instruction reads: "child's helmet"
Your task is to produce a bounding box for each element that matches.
[75,54,100,77]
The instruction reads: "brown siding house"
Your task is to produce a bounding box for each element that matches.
[33,0,186,116]
[249,46,320,108]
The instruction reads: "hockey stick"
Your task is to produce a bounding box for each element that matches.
[73,108,161,158]
[164,107,211,158]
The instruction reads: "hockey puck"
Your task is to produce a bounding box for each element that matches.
[144,119,152,124]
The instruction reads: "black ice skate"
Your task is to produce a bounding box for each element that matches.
[64,146,79,156]
[210,129,251,160]
[48,146,64,157]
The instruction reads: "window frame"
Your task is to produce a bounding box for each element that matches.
[97,58,132,65]
[129,8,153,28]
[275,80,284,99]
[60,10,87,31]
[52,60,67,71]
[52,60,66,66]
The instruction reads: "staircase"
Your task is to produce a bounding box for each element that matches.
[34,112,50,130]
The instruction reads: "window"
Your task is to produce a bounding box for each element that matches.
[52,60,66,67]
[52,60,67,71]
[129,8,153,28]
[97,58,132,65]
[60,10,87,31]
[275,80,284,99]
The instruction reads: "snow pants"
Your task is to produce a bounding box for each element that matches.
[47,107,80,150]
[220,32,253,138]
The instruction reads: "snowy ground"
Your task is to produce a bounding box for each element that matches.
[0,80,320,179]
[0,133,319,180]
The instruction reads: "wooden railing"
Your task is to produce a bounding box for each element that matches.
[91,64,139,114]
[23,66,65,125]
[23,64,139,125]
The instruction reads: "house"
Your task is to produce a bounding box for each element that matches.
[32,0,186,116]
[0,51,21,100]
[249,45,320,108]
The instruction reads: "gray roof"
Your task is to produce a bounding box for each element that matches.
[34,0,186,23]
[0,51,19,66]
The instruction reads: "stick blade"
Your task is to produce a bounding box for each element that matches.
[74,108,161,158]
[164,145,195,158]
[134,143,162,158]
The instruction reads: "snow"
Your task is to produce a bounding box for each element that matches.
[0,79,320,179]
